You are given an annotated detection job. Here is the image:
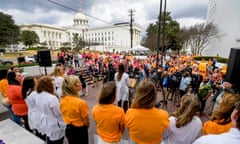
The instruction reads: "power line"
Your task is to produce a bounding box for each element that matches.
[46,0,131,31]
[72,0,129,22]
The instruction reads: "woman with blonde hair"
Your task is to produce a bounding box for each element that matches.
[125,80,169,144]
[60,75,89,144]
[162,94,202,144]
[92,81,125,144]
[52,66,65,98]
[203,92,240,135]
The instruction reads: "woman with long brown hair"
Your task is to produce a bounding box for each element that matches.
[114,63,130,112]
[162,94,202,144]
[92,81,125,144]
[125,80,169,144]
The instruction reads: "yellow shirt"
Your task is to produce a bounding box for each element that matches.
[125,108,169,144]
[203,120,232,135]
[60,96,89,127]
[0,79,8,99]
[92,104,125,142]
[199,62,207,79]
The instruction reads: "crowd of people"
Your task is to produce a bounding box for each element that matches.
[0,51,240,144]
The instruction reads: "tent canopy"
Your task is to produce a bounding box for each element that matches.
[130,45,150,51]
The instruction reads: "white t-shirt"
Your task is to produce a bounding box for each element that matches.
[162,116,202,144]
[193,128,240,144]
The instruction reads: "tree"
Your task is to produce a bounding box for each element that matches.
[143,12,180,52]
[184,23,220,56]
[20,30,39,47]
[72,33,85,50]
[0,12,20,47]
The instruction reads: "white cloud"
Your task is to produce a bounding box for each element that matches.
[1,8,75,27]
[176,17,206,28]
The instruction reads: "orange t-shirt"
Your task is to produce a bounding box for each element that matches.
[92,104,125,142]
[8,85,28,116]
[0,79,8,99]
[125,108,169,144]
[203,120,232,135]
[60,96,89,127]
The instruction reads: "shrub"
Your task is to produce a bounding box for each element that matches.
[193,56,228,63]
[60,47,71,52]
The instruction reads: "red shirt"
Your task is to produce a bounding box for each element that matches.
[8,85,28,116]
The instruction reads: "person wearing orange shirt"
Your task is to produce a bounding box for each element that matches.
[203,92,239,135]
[0,69,10,106]
[60,75,90,144]
[0,69,21,124]
[92,82,125,143]
[7,71,29,130]
[125,80,169,144]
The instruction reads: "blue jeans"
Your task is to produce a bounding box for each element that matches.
[3,104,21,125]
[128,139,136,144]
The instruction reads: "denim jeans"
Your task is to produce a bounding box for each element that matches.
[3,104,21,125]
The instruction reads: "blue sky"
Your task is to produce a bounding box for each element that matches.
[0,0,208,34]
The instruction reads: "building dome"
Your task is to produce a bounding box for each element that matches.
[73,12,89,29]
[74,12,87,20]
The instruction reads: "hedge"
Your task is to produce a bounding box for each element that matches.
[193,56,228,63]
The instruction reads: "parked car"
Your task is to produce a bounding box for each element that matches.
[25,56,36,63]
[0,59,13,65]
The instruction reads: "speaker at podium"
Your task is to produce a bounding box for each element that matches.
[225,48,240,88]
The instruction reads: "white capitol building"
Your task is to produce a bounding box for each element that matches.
[203,0,240,58]
[20,12,142,52]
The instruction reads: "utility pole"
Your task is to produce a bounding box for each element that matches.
[156,0,163,72]
[129,9,135,48]
[161,0,167,65]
